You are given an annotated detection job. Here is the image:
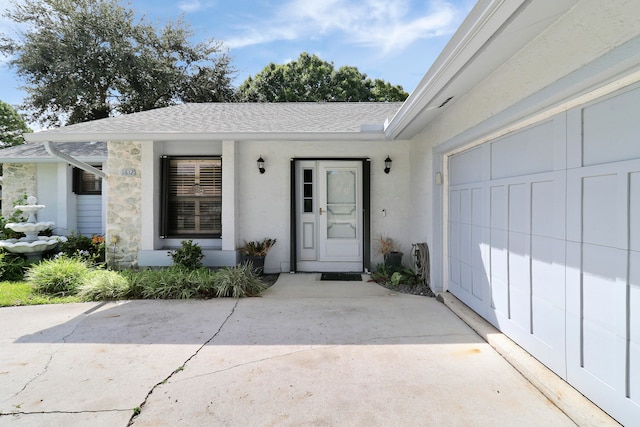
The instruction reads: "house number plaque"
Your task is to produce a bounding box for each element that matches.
[120,168,137,176]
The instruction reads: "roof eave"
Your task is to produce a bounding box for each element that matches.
[25,131,390,143]
[386,0,582,140]
[385,0,528,140]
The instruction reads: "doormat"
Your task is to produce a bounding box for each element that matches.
[320,273,362,281]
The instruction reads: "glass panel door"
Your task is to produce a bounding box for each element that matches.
[326,170,357,238]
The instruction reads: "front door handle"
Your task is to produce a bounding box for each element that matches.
[319,207,324,215]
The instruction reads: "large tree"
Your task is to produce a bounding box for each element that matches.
[0,0,235,127]
[0,100,30,148]
[237,52,408,102]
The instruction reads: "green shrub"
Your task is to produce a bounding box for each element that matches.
[78,269,130,301]
[123,267,216,299]
[57,232,105,264]
[214,263,267,298]
[0,251,31,281]
[371,263,421,287]
[168,240,204,269]
[26,255,90,296]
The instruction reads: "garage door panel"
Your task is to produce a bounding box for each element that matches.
[508,232,531,331]
[629,250,640,404]
[490,185,507,230]
[531,181,554,238]
[630,172,640,252]
[460,188,471,224]
[578,244,629,394]
[508,183,530,233]
[449,220,460,260]
[460,260,472,293]
[490,229,508,314]
[449,189,460,222]
[471,187,485,226]
[531,293,564,351]
[449,256,460,286]
[472,265,488,301]
[490,120,554,179]
[583,86,640,166]
[471,224,487,269]
[582,174,618,247]
[531,236,565,352]
[460,223,472,268]
[450,146,485,185]
[582,319,619,387]
[582,244,619,332]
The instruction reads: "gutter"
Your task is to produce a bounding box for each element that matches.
[44,141,107,179]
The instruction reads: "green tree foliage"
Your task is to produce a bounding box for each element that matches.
[0,100,30,148]
[0,0,236,127]
[237,52,408,102]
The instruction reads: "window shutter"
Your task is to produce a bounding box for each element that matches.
[160,156,170,238]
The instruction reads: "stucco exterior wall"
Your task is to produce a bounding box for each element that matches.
[132,138,412,272]
[235,139,412,273]
[408,137,434,248]
[418,0,640,149]
[2,163,36,218]
[106,141,142,268]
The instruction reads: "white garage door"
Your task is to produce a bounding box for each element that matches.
[447,84,640,425]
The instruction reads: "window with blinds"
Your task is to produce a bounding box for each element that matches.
[161,157,222,237]
[72,166,102,194]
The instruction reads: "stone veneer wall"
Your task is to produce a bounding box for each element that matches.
[2,163,37,218]
[107,141,142,268]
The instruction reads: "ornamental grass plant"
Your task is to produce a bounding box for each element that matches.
[26,255,91,297]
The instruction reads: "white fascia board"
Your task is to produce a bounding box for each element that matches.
[25,131,390,143]
[384,0,526,140]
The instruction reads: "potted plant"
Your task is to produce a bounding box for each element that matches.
[239,238,276,275]
[377,235,403,268]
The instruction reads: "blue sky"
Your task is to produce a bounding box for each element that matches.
[0,0,475,114]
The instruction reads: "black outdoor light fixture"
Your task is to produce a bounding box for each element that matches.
[384,155,392,174]
[257,156,265,174]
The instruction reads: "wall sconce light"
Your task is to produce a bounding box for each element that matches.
[384,155,392,174]
[257,156,265,174]
[435,172,443,185]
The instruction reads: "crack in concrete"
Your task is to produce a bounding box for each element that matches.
[3,304,106,403]
[127,299,240,426]
[0,408,131,416]
[171,333,475,383]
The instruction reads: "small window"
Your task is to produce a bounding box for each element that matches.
[303,168,313,213]
[72,166,102,195]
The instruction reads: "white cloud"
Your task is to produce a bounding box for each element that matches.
[225,0,463,54]
[178,0,216,14]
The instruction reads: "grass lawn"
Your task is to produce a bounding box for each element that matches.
[0,281,81,307]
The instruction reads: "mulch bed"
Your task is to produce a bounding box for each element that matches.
[372,279,436,297]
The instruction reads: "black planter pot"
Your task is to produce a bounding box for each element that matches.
[241,255,266,275]
[383,251,403,268]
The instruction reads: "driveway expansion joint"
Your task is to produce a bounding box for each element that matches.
[127,299,240,426]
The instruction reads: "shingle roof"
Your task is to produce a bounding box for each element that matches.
[0,141,106,161]
[26,103,403,142]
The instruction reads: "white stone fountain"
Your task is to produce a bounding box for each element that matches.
[0,196,67,260]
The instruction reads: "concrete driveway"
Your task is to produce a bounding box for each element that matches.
[0,274,601,426]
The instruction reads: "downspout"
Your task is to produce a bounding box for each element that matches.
[44,141,106,179]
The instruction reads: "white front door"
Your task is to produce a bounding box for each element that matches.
[296,160,363,272]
